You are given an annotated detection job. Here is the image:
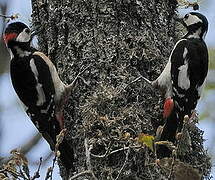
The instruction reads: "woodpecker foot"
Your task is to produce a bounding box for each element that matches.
[163,97,174,119]
[56,111,64,129]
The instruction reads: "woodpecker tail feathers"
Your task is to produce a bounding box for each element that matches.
[156,106,179,158]
[160,108,179,143]
[58,139,75,173]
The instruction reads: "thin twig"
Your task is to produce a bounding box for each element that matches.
[118,75,152,94]
[45,167,52,180]
[31,157,42,180]
[84,138,98,180]
[18,166,28,180]
[140,75,152,85]
[0,133,42,166]
[122,76,142,90]
[90,145,141,158]
[69,170,94,180]
[31,152,52,166]
[0,14,19,20]
[90,141,112,158]
[114,147,130,180]
[0,14,12,18]
[49,156,57,180]
[2,169,22,179]
[66,64,91,91]
[168,157,175,179]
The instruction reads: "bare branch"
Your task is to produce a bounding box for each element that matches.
[114,147,130,180]
[21,133,42,155]
[0,13,19,20]
[31,157,42,180]
[84,138,98,180]
[0,133,42,166]
[90,145,141,158]
[69,170,94,180]
[66,64,91,92]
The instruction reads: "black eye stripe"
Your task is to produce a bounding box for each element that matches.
[24,28,31,34]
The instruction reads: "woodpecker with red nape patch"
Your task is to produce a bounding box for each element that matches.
[141,12,209,156]
[3,22,87,172]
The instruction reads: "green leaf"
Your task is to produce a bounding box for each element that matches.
[137,133,154,151]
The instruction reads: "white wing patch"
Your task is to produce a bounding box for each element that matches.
[33,52,66,103]
[30,59,46,106]
[16,29,31,42]
[178,47,190,90]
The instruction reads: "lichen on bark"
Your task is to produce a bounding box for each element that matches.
[31,0,211,179]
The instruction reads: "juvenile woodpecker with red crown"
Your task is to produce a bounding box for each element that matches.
[142,12,209,156]
[3,22,87,172]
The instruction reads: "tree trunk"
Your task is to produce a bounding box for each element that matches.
[31,0,211,179]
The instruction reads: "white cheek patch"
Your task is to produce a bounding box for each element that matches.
[16,30,31,42]
[185,14,202,26]
[178,47,190,90]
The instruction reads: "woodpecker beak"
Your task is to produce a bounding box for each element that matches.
[30,29,43,41]
[3,33,18,44]
[31,31,37,39]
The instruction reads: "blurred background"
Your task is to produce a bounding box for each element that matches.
[0,0,214,179]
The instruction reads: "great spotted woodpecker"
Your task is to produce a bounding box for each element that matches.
[142,12,208,156]
[3,22,84,171]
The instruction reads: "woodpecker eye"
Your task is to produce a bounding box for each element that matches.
[24,28,31,34]
[184,14,189,19]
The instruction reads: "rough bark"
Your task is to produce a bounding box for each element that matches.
[0,3,9,74]
[31,0,211,179]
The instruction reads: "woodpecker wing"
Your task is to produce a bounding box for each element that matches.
[158,39,208,157]
[10,54,55,109]
[11,53,59,145]
[170,38,208,120]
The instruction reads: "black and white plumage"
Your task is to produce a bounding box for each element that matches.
[142,12,209,156]
[4,22,78,172]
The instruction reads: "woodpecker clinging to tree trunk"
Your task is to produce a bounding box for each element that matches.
[141,12,209,156]
[3,22,87,172]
